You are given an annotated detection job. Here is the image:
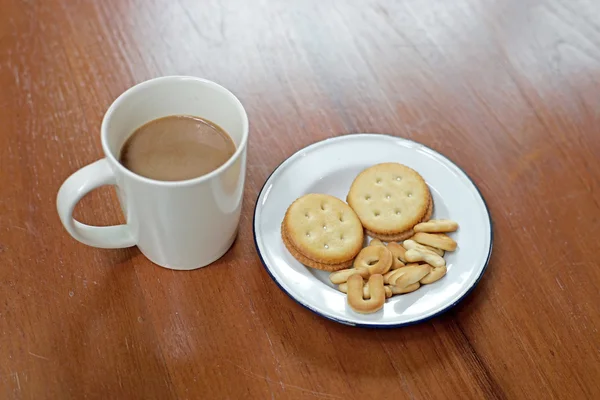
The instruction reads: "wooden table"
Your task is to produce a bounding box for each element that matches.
[1,0,599,398]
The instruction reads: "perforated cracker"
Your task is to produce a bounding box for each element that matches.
[283,194,364,266]
[281,225,353,271]
[364,195,432,241]
[347,163,430,235]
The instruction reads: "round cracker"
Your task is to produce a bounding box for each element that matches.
[365,196,433,242]
[347,163,430,235]
[281,225,353,271]
[366,228,416,242]
[283,194,364,264]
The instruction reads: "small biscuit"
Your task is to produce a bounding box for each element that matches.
[282,194,364,269]
[383,265,408,285]
[386,242,406,269]
[347,274,386,314]
[420,265,447,285]
[419,244,444,257]
[365,196,433,241]
[353,246,393,275]
[369,239,385,247]
[347,163,430,235]
[388,264,431,288]
[383,269,401,284]
[388,282,420,295]
[403,239,444,257]
[383,264,431,287]
[329,267,370,285]
[405,249,445,268]
[414,219,458,233]
[412,232,457,252]
[338,282,393,299]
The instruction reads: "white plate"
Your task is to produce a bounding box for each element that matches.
[253,134,492,327]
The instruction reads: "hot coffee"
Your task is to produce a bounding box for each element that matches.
[120,115,236,181]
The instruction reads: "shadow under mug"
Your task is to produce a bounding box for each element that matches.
[57,76,249,270]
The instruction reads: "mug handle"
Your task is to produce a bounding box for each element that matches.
[57,158,136,249]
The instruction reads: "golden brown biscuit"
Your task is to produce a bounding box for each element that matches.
[414,219,459,233]
[412,232,457,252]
[281,225,353,271]
[389,264,431,288]
[404,249,445,268]
[369,239,385,247]
[403,239,444,257]
[388,282,420,295]
[383,269,400,284]
[405,262,421,267]
[386,242,407,269]
[347,274,386,314]
[338,282,393,299]
[329,266,370,285]
[282,194,364,269]
[347,163,430,235]
[353,245,393,275]
[365,228,415,243]
[420,265,447,284]
[365,196,433,241]
[419,244,444,257]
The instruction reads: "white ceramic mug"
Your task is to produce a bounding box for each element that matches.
[57,76,249,270]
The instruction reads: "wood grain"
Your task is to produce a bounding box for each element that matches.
[1,0,599,399]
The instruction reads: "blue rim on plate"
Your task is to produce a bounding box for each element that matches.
[252,133,493,328]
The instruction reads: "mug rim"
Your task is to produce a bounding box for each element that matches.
[100,75,249,187]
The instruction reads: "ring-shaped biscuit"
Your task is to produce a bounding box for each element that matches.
[353,245,393,275]
[347,274,385,314]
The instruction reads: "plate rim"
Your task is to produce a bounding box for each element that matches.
[252,133,494,328]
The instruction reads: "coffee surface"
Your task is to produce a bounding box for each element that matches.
[120,115,235,181]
